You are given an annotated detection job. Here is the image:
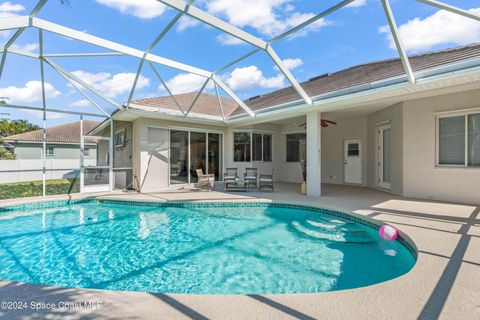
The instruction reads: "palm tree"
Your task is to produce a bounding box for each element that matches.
[0,119,40,140]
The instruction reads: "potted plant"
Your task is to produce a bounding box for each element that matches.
[300,159,306,195]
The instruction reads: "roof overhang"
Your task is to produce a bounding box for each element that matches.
[113,103,228,126]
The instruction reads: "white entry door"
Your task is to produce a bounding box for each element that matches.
[344,140,362,184]
[377,124,391,189]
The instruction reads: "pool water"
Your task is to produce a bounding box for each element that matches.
[0,201,415,294]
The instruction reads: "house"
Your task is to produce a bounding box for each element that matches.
[88,44,480,205]
[1,120,102,184]
[4,120,100,160]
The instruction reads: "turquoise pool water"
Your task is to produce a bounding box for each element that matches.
[0,201,415,294]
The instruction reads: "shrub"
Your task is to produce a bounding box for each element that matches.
[0,178,80,200]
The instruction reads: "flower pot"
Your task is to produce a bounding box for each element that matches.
[300,181,306,195]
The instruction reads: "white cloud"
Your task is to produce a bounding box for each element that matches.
[0,2,25,39]
[216,34,245,46]
[205,0,330,39]
[274,58,303,71]
[225,66,285,90]
[282,12,330,39]
[379,8,480,52]
[71,71,150,98]
[95,0,166,19]
[176,16,201,32]
[162,73,213,95]
[24,110,67,120]
[70,99,91,107]
[0,81,61,103]
[346,0,367,8]
[0,2,24,16]
[10,43,38,53]
[217,33,246,46]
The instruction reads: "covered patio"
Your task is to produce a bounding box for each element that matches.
[0,182,479,319]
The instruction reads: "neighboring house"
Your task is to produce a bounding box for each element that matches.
[4,120,100,160]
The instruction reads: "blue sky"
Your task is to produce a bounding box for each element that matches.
[1,0,480,126]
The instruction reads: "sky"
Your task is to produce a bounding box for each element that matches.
[1,0,480,126]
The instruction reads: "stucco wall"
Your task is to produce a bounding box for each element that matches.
[321,116,368,186]
[13,143,96,160]
[366,102,404,196]
[224,123,280,182]
[275,123,306,183]
[132,118,226,191]
[402,90,480,204]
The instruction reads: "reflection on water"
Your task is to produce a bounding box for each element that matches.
[0,203,415,294]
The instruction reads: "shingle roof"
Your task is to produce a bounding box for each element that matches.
[130,92,239,118]
[4,120,101,144]
[128,44,480,119]
[233,43,480,116]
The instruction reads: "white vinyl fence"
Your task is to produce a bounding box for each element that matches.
[0,159,97,184]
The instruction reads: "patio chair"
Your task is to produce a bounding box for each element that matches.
[244,168,258,190]
[224,168,238,190]
[259,169,274,191]
[196,169,215,191]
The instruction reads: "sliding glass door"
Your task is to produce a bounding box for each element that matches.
[170,130,189,185]
[190,132,207,184]
[170,130,223,185]
[208,133,222,181]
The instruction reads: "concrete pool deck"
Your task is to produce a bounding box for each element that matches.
[0,183,479,319]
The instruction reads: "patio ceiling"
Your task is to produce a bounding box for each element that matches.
[1,0,480,123]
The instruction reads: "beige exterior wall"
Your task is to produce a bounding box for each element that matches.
[276,123,306,183]
[402,90,480,204]
[129,89,480,204]
[224,123,281,182]
[321,116,368,186]
[132,117,226,192]
[366,102,404,195]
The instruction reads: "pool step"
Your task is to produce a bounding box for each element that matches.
[291,221,375,244]
[306,220,365,234]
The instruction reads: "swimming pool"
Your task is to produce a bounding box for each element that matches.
[0,200,416,294]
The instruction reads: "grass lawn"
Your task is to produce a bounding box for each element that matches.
[0,178,80,200]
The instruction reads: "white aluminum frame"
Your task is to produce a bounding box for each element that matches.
[1,0,475,123]
[0,0,477,155]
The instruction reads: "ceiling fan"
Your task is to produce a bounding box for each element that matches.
[299,119,337,128]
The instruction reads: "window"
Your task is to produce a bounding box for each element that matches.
[234,132,272,162]
[115,128,126,148]
[347,143,360,156]
[252,133,262,161]
[233,132,250,162]
[263,134,272,162]
[286,133,306,162]
[84,147,90,157]
[438,113,480,167]
[46,145,54,156]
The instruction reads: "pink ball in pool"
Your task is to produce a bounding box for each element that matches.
[379,225,398,241]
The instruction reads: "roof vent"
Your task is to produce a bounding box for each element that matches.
[309,73,331,81]
[248,94,262,101]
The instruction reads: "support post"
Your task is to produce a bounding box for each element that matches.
[80,115,84,193]
[39,29,47,197]
[109,119,114,192]
[306,111,321,197]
